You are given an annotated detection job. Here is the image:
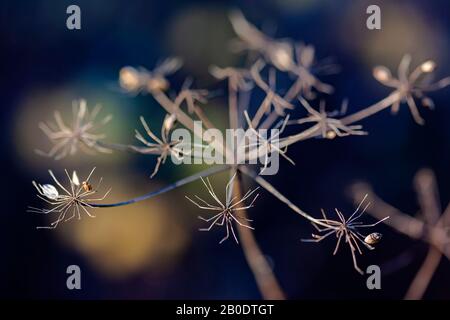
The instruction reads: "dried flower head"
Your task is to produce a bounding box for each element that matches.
[28,168,110,229]
[289,98,366,139]
[373,54,450,124]
[251,60,293,117]
[119,57,182,95]
[244,111,295,173]
[36,99,112,160]
[186,173,259,244]
[302,195,389,274]
[134,114,191,178]
[286,43,337,100]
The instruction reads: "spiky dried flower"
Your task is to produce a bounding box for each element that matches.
[373,54,450,124]
[28,168,110,229]
[36,99,112,160]
[285,43,337,100]
[302,195,389,274]
[289,98,366,139]
[134,114,191,178]
[119,57,182,95]
[186,173,259,244]
[244,111,295,173]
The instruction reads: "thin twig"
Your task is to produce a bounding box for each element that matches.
[340,91,402,125]
[229,80,239,130]
[88,165,230,208]
[239,166,330,228]
[233,170,286,300]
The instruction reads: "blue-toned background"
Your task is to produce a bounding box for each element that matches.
[1,0,449,299]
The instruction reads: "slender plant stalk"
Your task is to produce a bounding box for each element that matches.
[240,166,332,229]
[404,246,442,300]
[192,105,216,130]
[340,91,401,125]
[89,165,230,208]
[229,80,239,130]
[233,170,286,300]
[259,111,279,130]
[96,141,144,153]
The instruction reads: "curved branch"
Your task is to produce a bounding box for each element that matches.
[89,165,230,208]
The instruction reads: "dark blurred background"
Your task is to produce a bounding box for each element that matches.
[1,0,449,299]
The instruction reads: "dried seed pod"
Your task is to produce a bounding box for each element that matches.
[82,181,93,192]
[364,232,382,245]
[146,76,169,92]
[119,66,142,92]
[326,130,337,139]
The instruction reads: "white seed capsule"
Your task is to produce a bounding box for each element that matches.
[42,184,59,200]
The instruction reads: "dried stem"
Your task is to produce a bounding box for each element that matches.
[404,246,442,300]
[229,80,239,130]
[239,166,331,228]
[340,91,402,125]
[88,165,230,208]
[233,170,286,300]
[192,105,215,130]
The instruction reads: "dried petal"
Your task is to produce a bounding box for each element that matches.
[72,171,80,186]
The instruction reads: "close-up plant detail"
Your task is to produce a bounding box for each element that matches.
[28,168,110,229]
[28,10,450,300]
[301,195,389,275]
[186,173,259,244]
[351,169,450,299]
[36,99,113,160]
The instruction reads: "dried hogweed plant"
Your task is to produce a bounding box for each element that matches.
[29,11,449,299]
[186,173,259,244]
[28,168,110,229]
